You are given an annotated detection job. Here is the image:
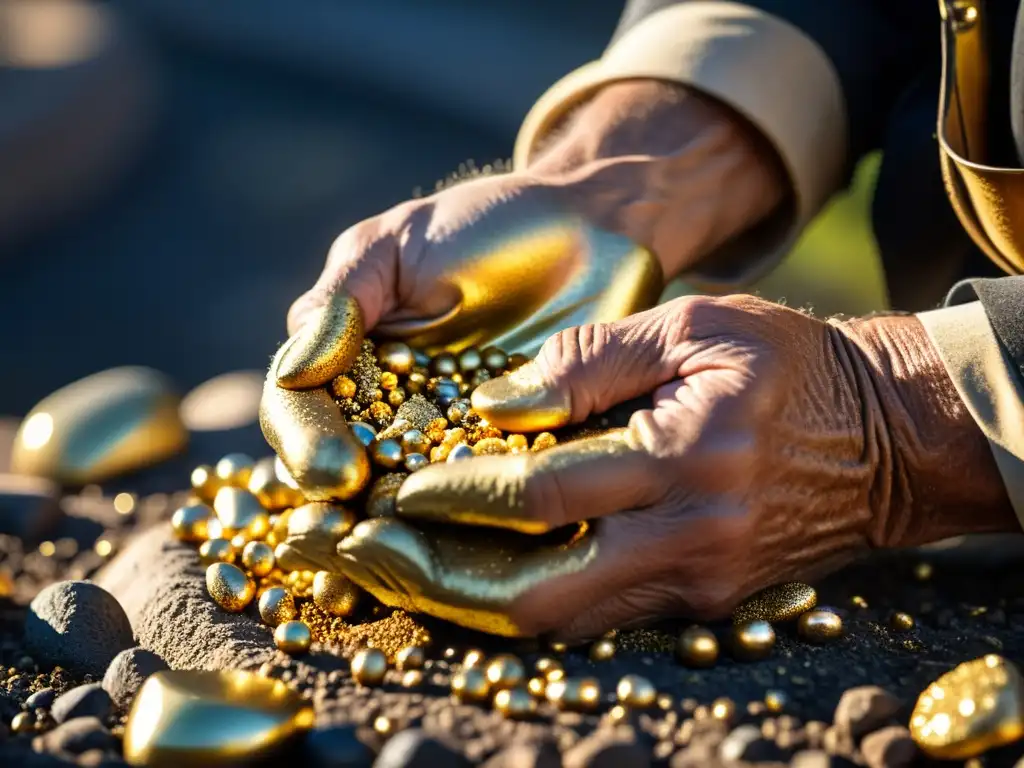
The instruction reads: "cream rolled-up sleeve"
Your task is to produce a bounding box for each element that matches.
[918,302,1024,527]
[513,1,848,288]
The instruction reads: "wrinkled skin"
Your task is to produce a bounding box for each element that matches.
[334,295,1014,638]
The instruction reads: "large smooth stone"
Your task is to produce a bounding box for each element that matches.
[123,670,314,767]
[11,367,188,484]
[179,371,263,432]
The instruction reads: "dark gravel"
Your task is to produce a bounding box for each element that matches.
[101,648,168,709]
[51,684,112,724]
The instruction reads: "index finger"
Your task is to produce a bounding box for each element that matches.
[395,428,669,534]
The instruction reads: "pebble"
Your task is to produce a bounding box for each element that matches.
[733,582,817,623]
[25,687,56,709]
[51,683,112,724]
[860,726,917,768]
[34,717,117,756]
[373,729,470,768]
[718,724,785,762]
[301,724,375,767]
[563,730,651,768]
[832,686,901,739]
[481,740,561,768]
[0,474,62,542]
[24,581,134,676]
[102,648,169,709]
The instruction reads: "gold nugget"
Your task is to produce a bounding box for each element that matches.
[206,562,255,612]
[733,583,817,624]
[911,655,1024,759]
[495,687,536,719]
[242,542,275,577]
[247,457,304,510]
[395,646,425,671]
[275,291,364,389]
[589,639,616,662]
[215,453,255,487]
[402,670,424,688]
[213,487,266,539]
[463,649,486,669]
[378,342,415,375]
[190,465,223,503]
[199,538,235,566]
[617,675,657,709]
[274,620,312,654]
[371,439,404,469]
[546,677,601,712]
[171,504,212,543]
[312,571,359,617]
[258,587,296,626]
[485,655,526,691]
[732,620,776,661]
[351,648,388,687]
[676,626,719,668]
[451,667,490,703]
[798,609,843,643]
[890,612,915,632]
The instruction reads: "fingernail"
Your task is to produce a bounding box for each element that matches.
[470,362,571,431]
[275,292,364,389]
[396,456,551,534]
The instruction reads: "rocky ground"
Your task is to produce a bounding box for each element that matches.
[1,474,1024,767]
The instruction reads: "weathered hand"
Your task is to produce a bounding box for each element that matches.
[333,295,1014,637]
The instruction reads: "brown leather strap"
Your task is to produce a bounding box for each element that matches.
[938,0,1024,274]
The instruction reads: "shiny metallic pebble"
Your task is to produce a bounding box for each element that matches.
[400,429,431,455]
[371,439,404,469]
[452,666,490,703]
[404,453,428,473]
[546,677,601,712]
[206,562,255,612]
[765,690,787,713]
[241,541,274,577]
[378,342,415,375]
[199,539,235,566]
[732,620,776,661]
[171,503,212,543]
[506,434,529,453]
[213,487,266,538]
[214,453,255,487]
[676,626,719,668]
[123,670,313,766]
[351,648,388,687]
[457,348,483,374]
[349,421,377,447]
[463,649,486,669]
[447,443,474,463]
[495,686,537,719]
[446,399,471,424]
[531,432,557,451]
[733,582,817,624]
[274,621,312,654]
[617,674,657,709]
[481,347,508,372]
[431,353,459,378]
[395,646,425,671]
[247,457,303,511]
[527,677,546,698]
[472,437,509,455]
[890,612,915,632]
[485,655,526,691]
[258,587,296,626]
[191,465,223,503]
[312,571,359,617]
[401,670,424,688]
[589,639,616,662]
[798,609,844,644]
[911,654,1024,759]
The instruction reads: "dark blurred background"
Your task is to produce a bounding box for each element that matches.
[0,0,625,416]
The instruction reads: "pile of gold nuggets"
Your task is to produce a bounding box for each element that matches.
[171,340,556,654]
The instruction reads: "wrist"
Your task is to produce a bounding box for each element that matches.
[527,80,788,279]
[834,315,1016,547]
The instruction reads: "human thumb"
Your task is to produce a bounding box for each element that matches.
[471,302,689,432]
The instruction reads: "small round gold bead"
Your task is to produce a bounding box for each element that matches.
[395,646,426,671]
[401,670,424,688]
[798,609,844,643]
[404,453,428,473]
[371,439,404,469]
[11,711,34,733]
[230,533,251,552]
[764,690,787,713]
[199,538,235,565]
[494,686,537,719]
[457,348,482,373]
[215,453,255,487]
[330,375,357,399]
[463,649,486,669]
[506,353,528,370]
[447,443,474,462]
[711,697,736,722]
[171,503,213,543]
[379,371,399,391]
[258,586,296,626]
[527,677,547,698]
[446,399,471,424]
[535,657,561,678]
[485,655,526,691]
[550,641,568,654]
[213,487,266,539]
[732,620,776,661]
[349,421,377,447]
[589,639,616,662]
[242,541,275,577]
[406,371,427,394]
[532,433,557,451]
[247,458,303,511]
[472,437,509,456]
[546,677,601,712]
[452,667,490,702]
[506,434,529,453]
[206,562,255,612]
[481,346,508,372]
[373,716,393,735]
[190,464,223,503]
[351,648,388,687]
[676,626,719,668]
[312,571,359,617]
[388,389,406,408]
[378,341,415,375]
[431,353,459,378]
[851,595,869,609]
[400,429,431,455]
[617,675,657,709]
[657,694,674,711]
[890,612,915,632]
[274,620,312,655]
